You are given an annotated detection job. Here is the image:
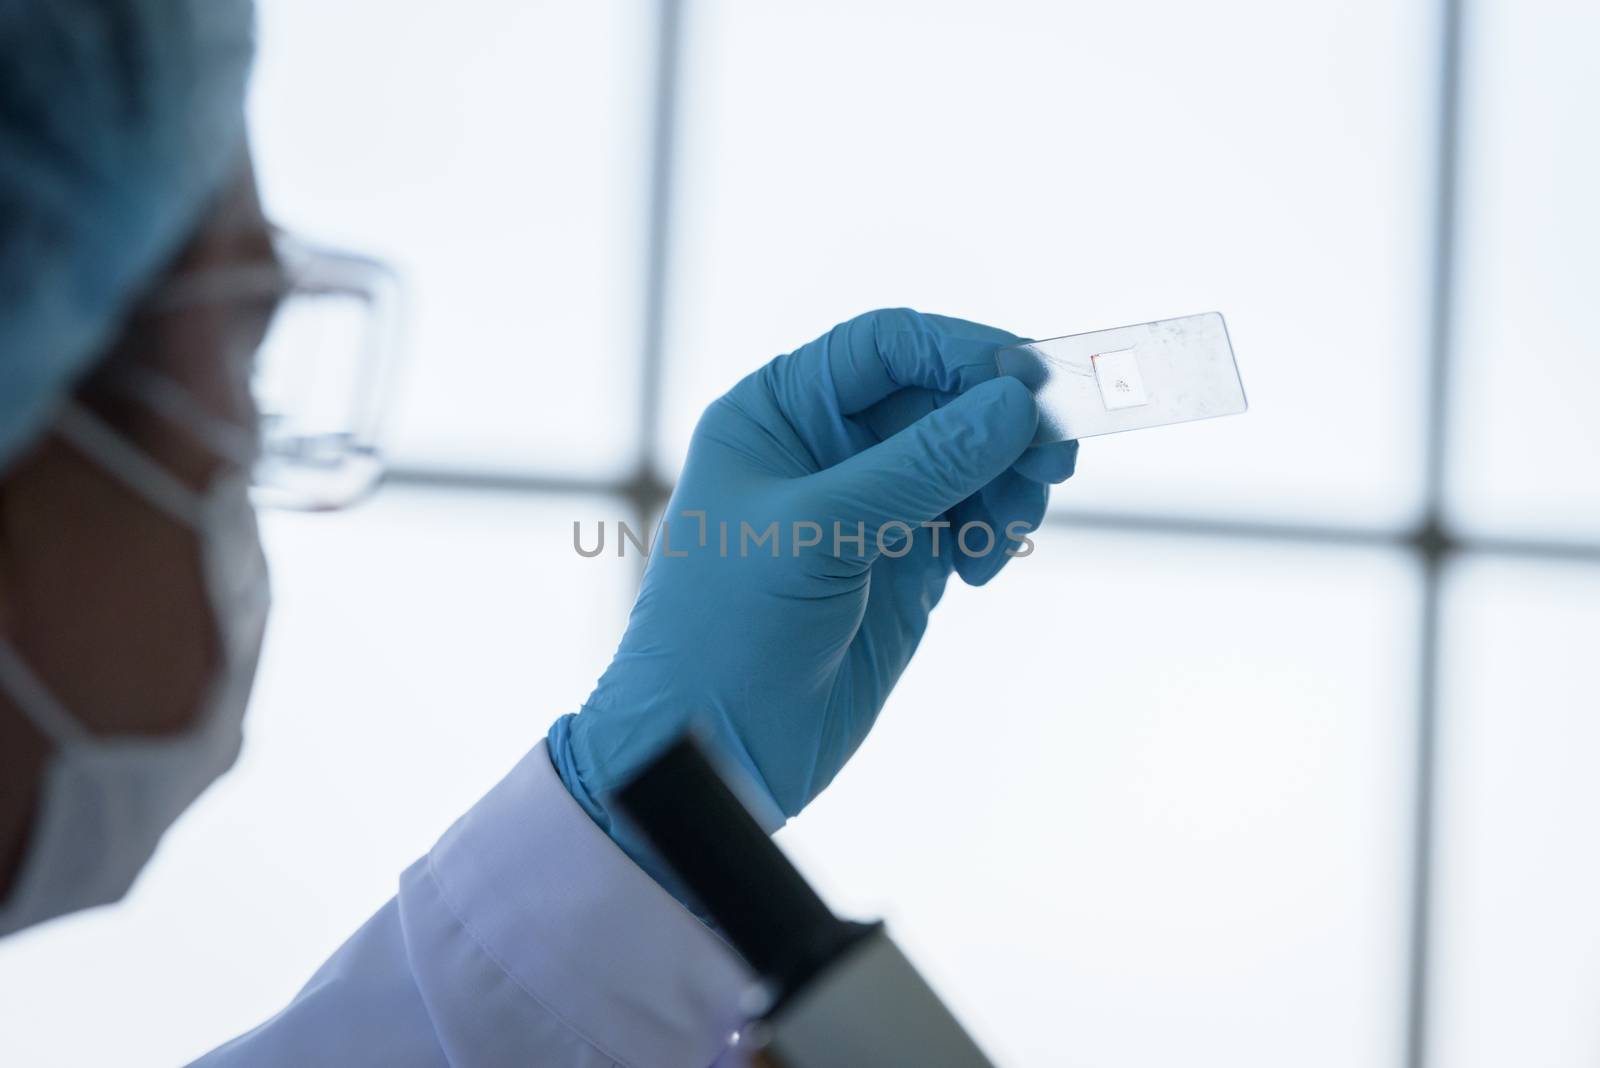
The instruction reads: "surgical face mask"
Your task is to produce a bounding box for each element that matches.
[0,402,269,936]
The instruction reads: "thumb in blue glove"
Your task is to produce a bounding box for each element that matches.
[548,309,1079,901]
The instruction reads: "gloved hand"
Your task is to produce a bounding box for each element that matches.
[548,309,1079,896]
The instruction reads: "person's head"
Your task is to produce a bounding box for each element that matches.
[0,0,266,933]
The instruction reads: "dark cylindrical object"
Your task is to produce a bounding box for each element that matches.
[611,735,871,1003]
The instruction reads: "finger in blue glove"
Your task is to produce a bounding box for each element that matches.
[548,309,1081,907]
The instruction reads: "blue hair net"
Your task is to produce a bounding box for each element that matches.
[0,0,255,470]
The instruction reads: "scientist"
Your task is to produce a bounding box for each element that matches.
[0,1,1078,1064]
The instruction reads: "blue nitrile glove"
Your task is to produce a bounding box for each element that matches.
[548,309,1079,896]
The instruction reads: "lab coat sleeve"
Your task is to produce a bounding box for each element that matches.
[194,741,753,1067]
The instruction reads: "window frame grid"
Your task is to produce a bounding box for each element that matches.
[381,2,1599,1065]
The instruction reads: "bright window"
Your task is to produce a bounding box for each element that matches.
[1,2,1595,1065]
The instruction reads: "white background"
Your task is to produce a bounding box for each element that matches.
[1,1,1596,1065]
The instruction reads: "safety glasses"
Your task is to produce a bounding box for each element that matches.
[125,228,405,511]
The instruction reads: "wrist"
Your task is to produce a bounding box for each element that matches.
[567,680,792,831]
[544,712,609,831]
[546,711,709,913]
[545,706,790,911]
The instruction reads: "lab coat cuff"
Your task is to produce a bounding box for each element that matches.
[412,740,751,1068]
